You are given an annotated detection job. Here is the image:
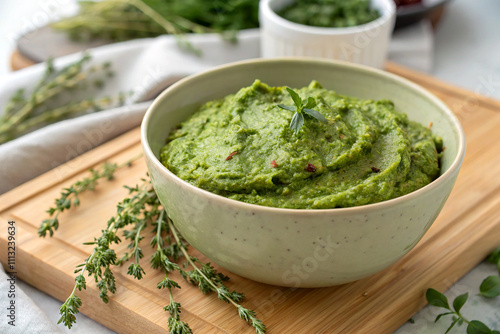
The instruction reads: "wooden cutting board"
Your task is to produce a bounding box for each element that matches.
[1,63,500,333]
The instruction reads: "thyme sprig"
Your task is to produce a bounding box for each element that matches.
[57,178,158,328]
[0,55,125,144]
[152,210,192,333]
[277,87,327,134]
[169,219,266,334]
[41,161,266,333]
[38,154,141,238]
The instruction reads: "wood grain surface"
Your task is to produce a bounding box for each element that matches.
[1,63,500,333]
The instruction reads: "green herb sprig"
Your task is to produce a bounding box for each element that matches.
[41,161,266,333]
[38,155,141,238]
[168,219,267,334]
[57,177,159,328]
[278,87,327,134]
[0,55,125,144]
[426,289,499,334]
[478,246,500,298]
[52,0,260,48]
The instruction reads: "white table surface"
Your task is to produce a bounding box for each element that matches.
[1,1,499,333]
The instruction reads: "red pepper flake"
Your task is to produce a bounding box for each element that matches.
[371,167,380,173]
[305,163,317,172]
[225,151,238,161]
[271,160,278,168]
[428,121,433,129]
[340,134,345,139]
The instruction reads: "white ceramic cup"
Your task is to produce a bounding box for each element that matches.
[259,0,396,68]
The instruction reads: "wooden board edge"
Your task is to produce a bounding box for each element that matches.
[0,213,226,334]
[10,49,36,71]
[0,127,141,213]
[385,62,500,112]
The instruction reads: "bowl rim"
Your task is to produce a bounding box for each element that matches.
[260,0,396,36]
[141,57,466,215]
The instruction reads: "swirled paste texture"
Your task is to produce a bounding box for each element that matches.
[161,80,442,209]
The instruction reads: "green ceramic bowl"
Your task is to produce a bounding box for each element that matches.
[141,58,465,287]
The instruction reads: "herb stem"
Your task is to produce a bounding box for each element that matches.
[11,97,113,136]
[168,218,266,334]
[132,221,146,264]
[70,249,97,297]
[169,220,240,306]
[124,0,180,35]
[39,154,142,238]
[156,209,165,248]
[0,72,87,134]
[56,17,166,33]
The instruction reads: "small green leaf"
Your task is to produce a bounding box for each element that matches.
[304,96,316,109]
[467,320,494,334]
[290,112,304,134]
[426,288,451,310]
[286,87,302,108]
[479,276,500,298]
[487,246,500,274]
[453,292,468,313]
[487,246,500,264]
[303,108,328,123]
[277,104,296,112]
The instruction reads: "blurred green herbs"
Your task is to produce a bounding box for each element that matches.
[0,54,125,144]
[277,0,380,28]
[52,0,260,44]
[39,160,266,334]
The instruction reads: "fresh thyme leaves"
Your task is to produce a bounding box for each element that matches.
[426,289,499,334]
[163,289,192,334]
[277,87,327,134]
[38,154,141,238]
[41,160,266,333]
[52,0,260,47]
[57,177,158,329]
[150,210,192,333]
[168,219,267,334]
[0,54,125,144]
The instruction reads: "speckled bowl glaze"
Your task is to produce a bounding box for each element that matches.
[141,58,466,288]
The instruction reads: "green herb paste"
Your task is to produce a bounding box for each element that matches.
[160,80,442,209]
[277,0,380,28]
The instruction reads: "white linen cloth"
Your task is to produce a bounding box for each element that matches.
[3,21,498,334]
